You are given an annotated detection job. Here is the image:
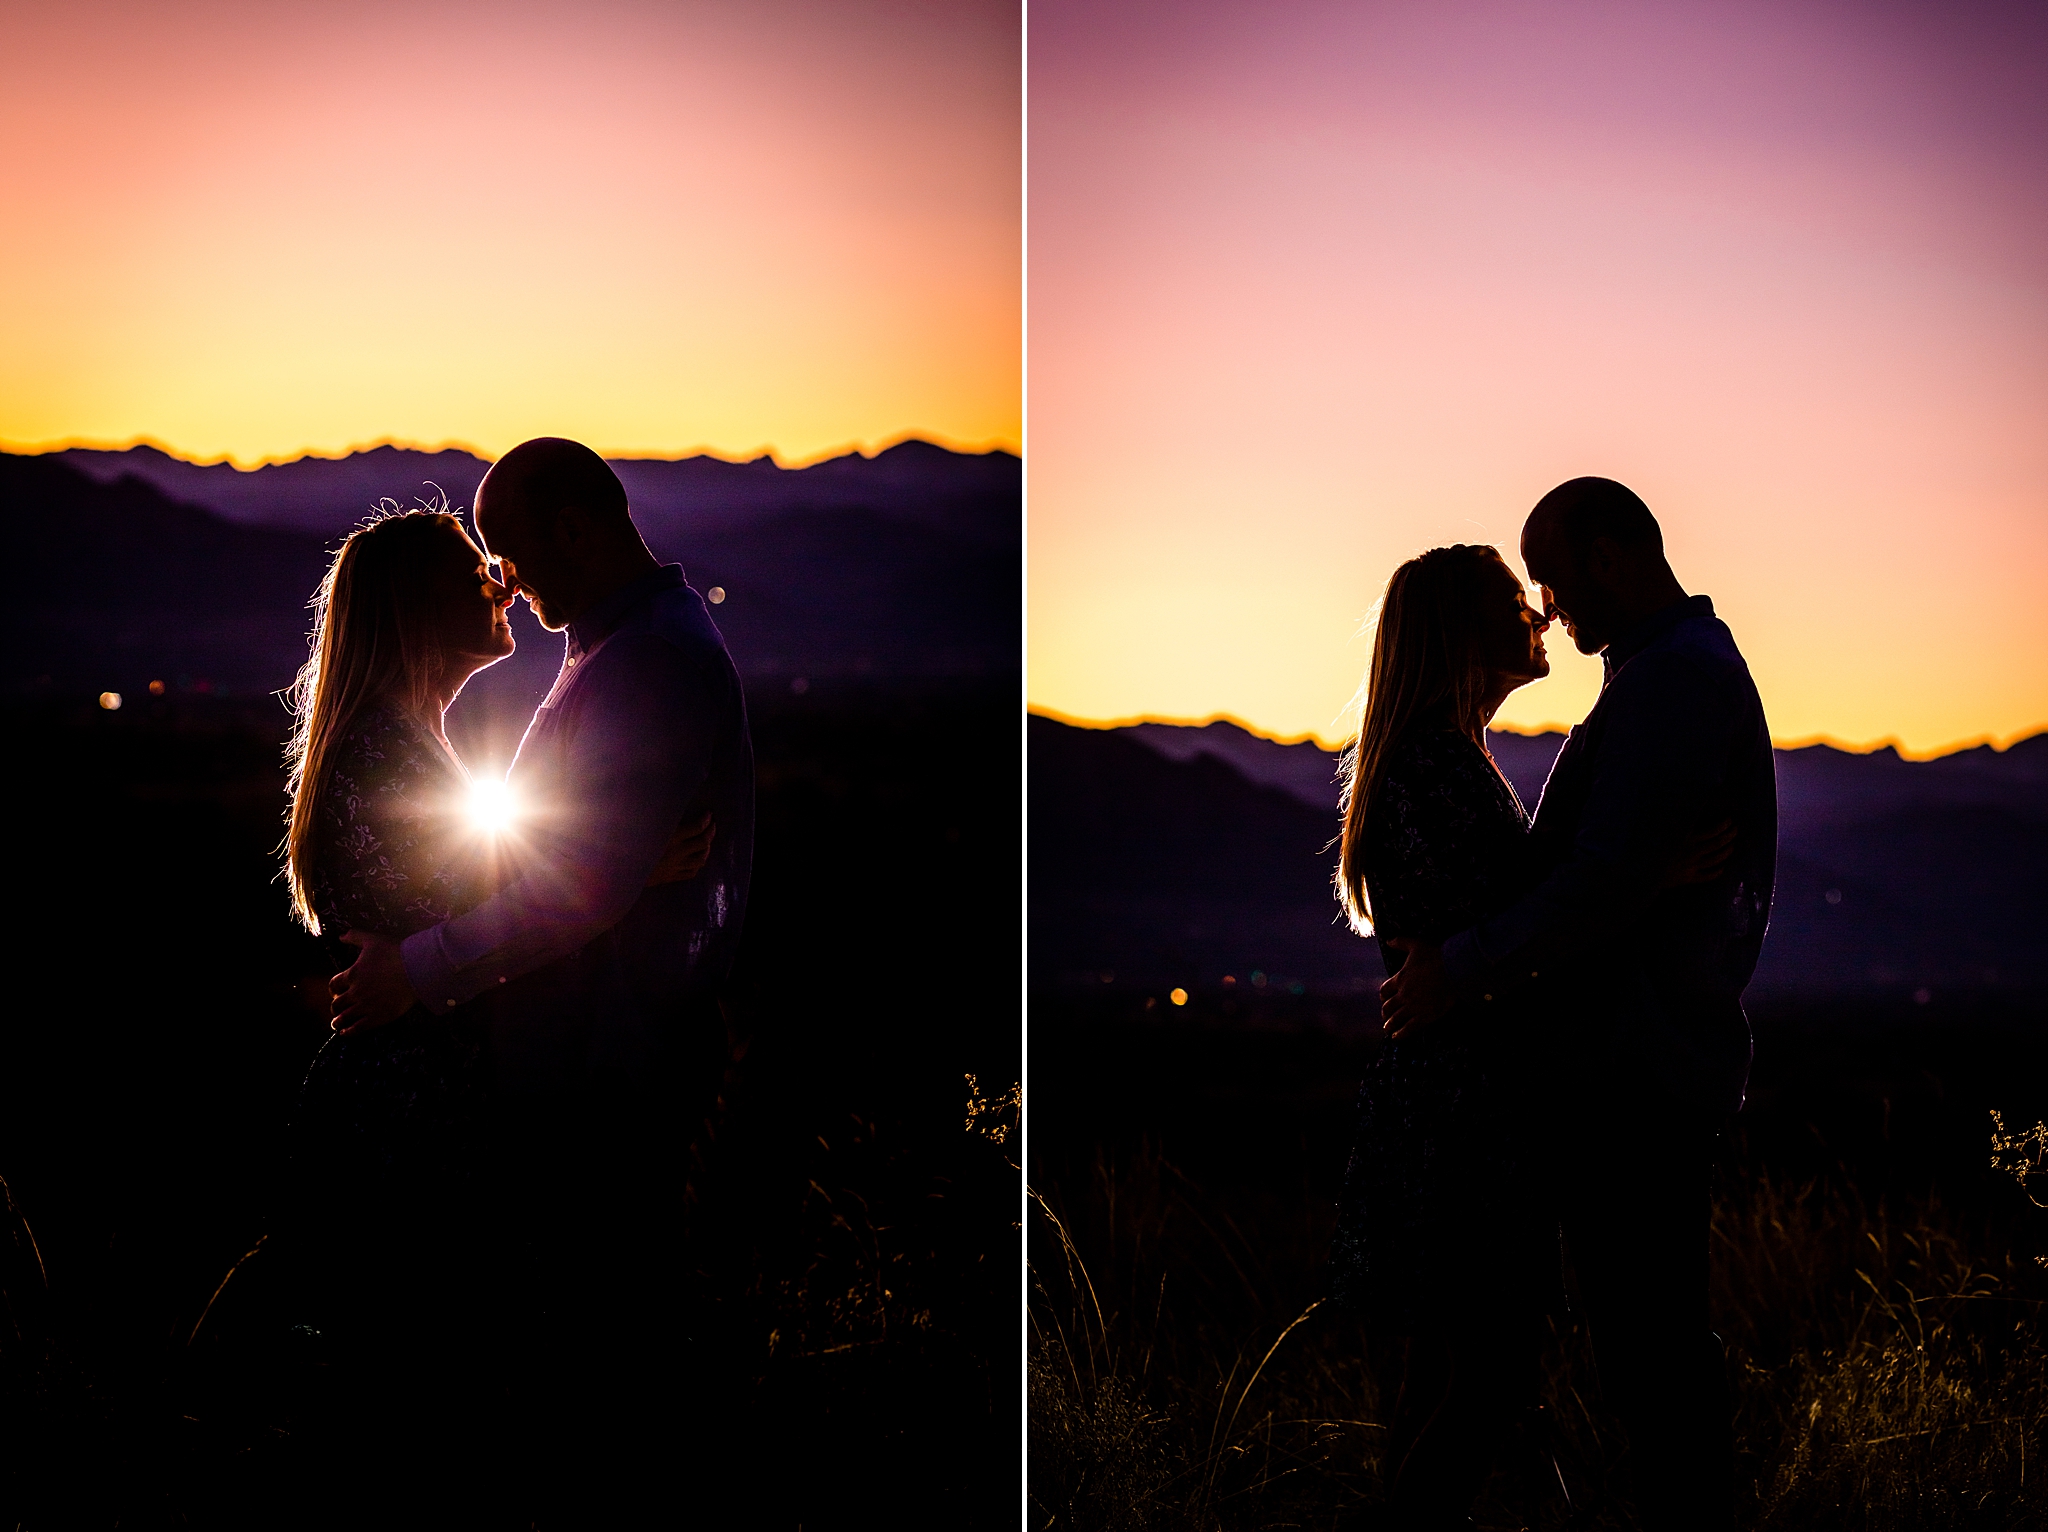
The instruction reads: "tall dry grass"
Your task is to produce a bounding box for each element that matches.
[1029,1131,2048,1531]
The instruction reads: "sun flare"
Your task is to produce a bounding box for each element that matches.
[468,778,519,836]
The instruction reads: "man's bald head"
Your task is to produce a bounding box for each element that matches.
[473,437,656,632]
[1519,476,1684,656]
[476,436,630,536]
[1522,477,1662,570]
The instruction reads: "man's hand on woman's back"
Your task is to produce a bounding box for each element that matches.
[1661,817,1737,888]
[1379,938,1456,1039]
[330,930,418,1035]
[645,812,716,886]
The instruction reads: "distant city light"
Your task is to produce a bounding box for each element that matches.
[147,679,165,695]
[98,691,122,710]
[1169,987,1188,1006]
[791,677,810,695]
[707,586,726,604]
[467,778,519,835]
[1099,971,1114,984]
[1914,988,1932,1005]
[1251,970,1267,989]
[1825,888,1842,905]
[1222,974,1236,986]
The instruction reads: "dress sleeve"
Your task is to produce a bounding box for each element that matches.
[312,711,464,937]
[1363,733,1519,942]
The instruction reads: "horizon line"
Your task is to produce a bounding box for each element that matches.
[1026,704,2048,765]
[0,427,1023,473]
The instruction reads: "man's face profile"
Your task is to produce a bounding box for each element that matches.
[477,489,576,633]
[1521,527,1593,657]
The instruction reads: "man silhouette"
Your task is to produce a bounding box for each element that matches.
[330,436,755,1514]
[1380,477,1776,1532]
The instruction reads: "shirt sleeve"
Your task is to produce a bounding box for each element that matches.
[399,634,715,1010]
[1440,648,1732,990]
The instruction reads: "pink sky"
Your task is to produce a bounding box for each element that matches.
[1028,0,2048,755]
[0,0,1018,464]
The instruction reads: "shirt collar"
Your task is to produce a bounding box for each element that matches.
[1602,593,1714,682]
[566,563,687,656]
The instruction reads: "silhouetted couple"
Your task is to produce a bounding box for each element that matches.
[1328,477,1775,1532]
[279,438,753,1522]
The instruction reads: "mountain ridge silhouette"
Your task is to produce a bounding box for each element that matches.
[2,445,1020,772]
[1029,713,2047,1005]
[49,437,1020,550]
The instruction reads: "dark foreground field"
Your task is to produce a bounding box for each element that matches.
[1029,992,2048,1531]
[0,683,1021,1529]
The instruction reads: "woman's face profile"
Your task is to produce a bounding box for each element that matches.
[1484,568,1550,687]
[446,525,517,664]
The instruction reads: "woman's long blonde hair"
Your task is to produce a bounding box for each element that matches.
[283,505,472,932]
[1335,543,1516,934]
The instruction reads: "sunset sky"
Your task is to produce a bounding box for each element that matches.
[1029,0,2048,756]
[0,0,1019,466]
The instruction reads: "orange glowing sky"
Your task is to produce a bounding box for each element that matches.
[0,0,1018,466]
[1028,0,2048,756]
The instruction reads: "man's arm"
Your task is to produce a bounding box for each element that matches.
[401,635,717,1015]
[1380,651,1732,1034]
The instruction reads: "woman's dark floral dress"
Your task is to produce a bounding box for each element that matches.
[1328,727,1561,1332]
[290,705,490,1332]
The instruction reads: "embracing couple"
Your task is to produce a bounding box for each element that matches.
[1329,477,1776,1532]
[278,437,751,1517]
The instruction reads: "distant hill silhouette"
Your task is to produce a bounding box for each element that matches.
[1029,714,1376,999]
[1030,714,2048,1005]
[3,453,333,704]
[3,444,1019,773]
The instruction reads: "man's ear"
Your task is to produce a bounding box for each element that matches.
[553,502,590,548]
